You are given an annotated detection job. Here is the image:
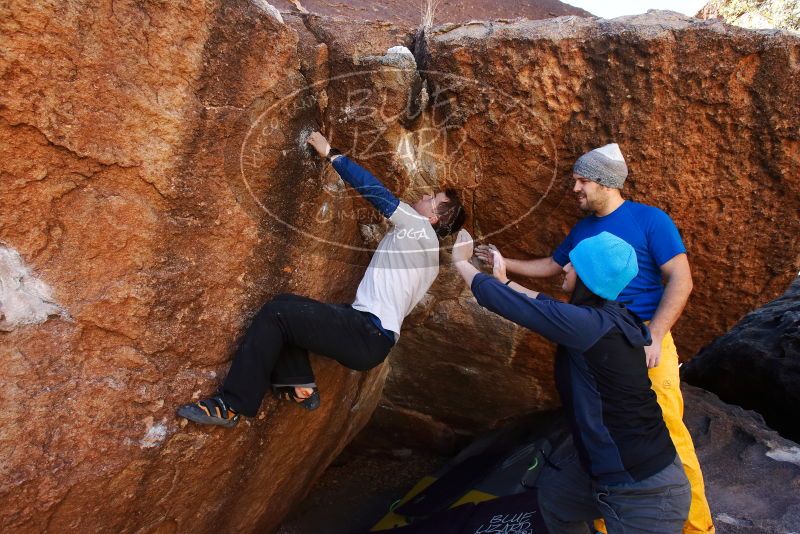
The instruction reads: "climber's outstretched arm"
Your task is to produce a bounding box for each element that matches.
[307,131,399,218]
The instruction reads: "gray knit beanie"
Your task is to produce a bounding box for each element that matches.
[572,143,628,189]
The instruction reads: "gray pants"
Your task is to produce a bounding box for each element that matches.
[537,440,691,534]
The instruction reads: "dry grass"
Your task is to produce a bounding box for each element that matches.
[420,0,441,28]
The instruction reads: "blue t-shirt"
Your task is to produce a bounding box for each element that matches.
[552,201,686,320]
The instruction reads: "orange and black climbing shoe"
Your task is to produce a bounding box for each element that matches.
[272,385,320,411]
[177,394,240,428]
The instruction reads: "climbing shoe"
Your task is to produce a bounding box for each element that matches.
[272,385,320,411]
[177,394,240,428]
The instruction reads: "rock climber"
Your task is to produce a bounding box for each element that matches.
[177,131,465,427]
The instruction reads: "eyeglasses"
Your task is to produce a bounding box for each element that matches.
[429,195,439,213]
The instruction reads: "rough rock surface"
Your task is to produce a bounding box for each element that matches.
[375,11,800,450]
[0,2,414,532]
[683,385,800,533]
[270,0,592,25]
[1,2,799,532]
[698,0,800,32]
[683,276,800,443]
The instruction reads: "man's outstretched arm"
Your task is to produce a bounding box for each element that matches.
[505,256,563,278]
[474,245,563,278]
[453,230,601,351]
[307,131,399,218]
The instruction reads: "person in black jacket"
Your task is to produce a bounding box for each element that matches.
[451,229,690,534]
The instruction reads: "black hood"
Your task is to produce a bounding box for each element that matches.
[601,301,652,348]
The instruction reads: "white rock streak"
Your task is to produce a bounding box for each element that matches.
[0,245,64,331]
[386,46,414,56]
[140,418,169,449]
[250,0,284,24]
[765,442,800,467]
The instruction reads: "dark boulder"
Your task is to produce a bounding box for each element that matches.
[683,384,800,533]
[683,277,800,443]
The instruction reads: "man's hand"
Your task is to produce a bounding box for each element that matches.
[306,131,331,158]
[452,229,474,263]
[474,244,498,266]
[492,250,509,284]
[645,253,692,369]
[645,338,662,368]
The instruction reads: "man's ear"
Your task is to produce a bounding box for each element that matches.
[428,214,439,225]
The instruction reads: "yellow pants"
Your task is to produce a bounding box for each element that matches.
[595,331,715,534]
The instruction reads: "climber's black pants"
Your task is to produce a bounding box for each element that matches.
[222,293,394,416]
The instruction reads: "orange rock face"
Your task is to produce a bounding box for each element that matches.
[1,2,798,532]
[376,13,800,449]
[0,2,412,532]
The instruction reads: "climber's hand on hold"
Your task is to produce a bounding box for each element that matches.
[307,131,331,158]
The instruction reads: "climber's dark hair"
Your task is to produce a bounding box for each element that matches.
[569,276,606,307]
[433,189,466,239]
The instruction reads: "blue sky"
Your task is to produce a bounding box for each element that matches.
[564,0,709,18]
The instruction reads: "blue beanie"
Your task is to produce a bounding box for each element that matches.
[568,232,638,300]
